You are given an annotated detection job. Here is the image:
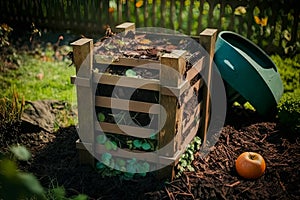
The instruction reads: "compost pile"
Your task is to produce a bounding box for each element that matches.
[0,101,299,199]
[93,30,203,77]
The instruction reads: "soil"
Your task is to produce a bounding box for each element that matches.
[1,100,299,200]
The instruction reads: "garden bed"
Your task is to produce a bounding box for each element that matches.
[1,101,299,199]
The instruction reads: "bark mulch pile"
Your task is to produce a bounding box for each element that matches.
[1,101,299,200]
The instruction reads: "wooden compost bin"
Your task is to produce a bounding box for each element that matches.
[71,23,217,180]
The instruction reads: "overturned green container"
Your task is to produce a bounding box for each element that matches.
[214,31,283,116]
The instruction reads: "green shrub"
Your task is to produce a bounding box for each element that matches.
[271,54,300,93]
[277,90,300,135]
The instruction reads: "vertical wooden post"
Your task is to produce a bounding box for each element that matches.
[199,29,218,146]
[158,50,186,180]
[116,22,135,34]
[71,38,95,166]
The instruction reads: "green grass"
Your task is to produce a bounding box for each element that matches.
[0,54,76,103]
[0,53,77,129]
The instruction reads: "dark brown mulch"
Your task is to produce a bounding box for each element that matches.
[1,102,299,200]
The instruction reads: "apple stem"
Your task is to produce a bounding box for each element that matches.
[249,153,256,160]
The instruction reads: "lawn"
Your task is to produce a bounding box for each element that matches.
[0,54,75,103]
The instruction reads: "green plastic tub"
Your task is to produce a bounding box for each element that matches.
[214,31,283,116]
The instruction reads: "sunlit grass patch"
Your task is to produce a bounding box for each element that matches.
[0,54,76,103]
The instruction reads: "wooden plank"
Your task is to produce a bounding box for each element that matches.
[116,22,135,34]
[182,102,202,134]
[76,139,94,166]
[71,38,93,74]
[151,0,157,26]
[94,144,178,165]
[93,73,160,91]
[180,121,200,154]
[94,72,193,97]
[169,0,175,29]
[199,28,218,146]
[143,0,148,26]
[197,0,205,35]
[70,76,90,87]
[95,122,157,138]
[93,73,201,98]
[178,0,184,31]
[95,96,160,114]
[116,0,122,23]
[158,51,187,157]
[71,38,95,165]
[160,0,166,27]
[187,0,195,35]
[94,56,160,69]
[160,80,189,97]
[160,50,187,87]
[182,79,202,105]
[185,57,205,81]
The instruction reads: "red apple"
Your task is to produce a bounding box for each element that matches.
[235,152,266,179]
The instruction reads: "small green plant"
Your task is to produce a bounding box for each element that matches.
[0,146,88,200]
[96,133,157,152]
[96,155,150,179]
[175,136,201,178]
[0,89,25,127]
[0,146,45,199]
[125,69,137,77]
[45,184,87,200]
[0,89,25,146]
[278,90,300,135]
[52,102,77,131]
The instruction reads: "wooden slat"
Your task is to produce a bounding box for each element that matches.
[116,22,135,33]
[95,121,157,138]
[94,144,179,165]
[95,96,160,114]
[178,0,184,31]
[159,51,186,157]
[160,50,187,87]
[70,76,90,87]
[160,0,166,27]
[151,0,157,26]
[186,57,205,81]
[94,56,160,69]
[187,0,195,35]
[76,139,93,151]
[169,0,175,29]
[71,38,95,166]
[93,72,200,97]
[199,28,218,146]
[182,79,202,105]
[93,73,160,91]
[182,102,202,134]
[134,0,140,27]
[197,0,205,35]
[160,80,189,97]
[180,121,200,152]
[143,0,148,27]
